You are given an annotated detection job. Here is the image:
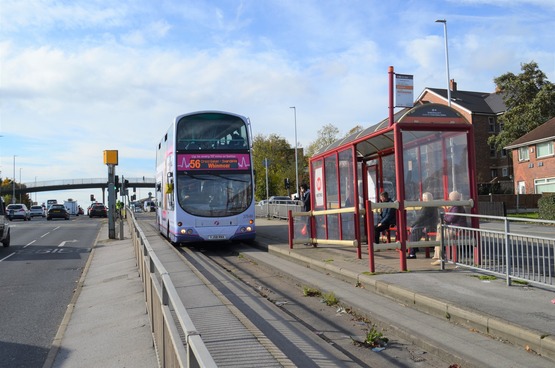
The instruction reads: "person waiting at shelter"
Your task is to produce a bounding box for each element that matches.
[444,191,468,228]
[408,192,439,259]
[300,183,311,212]
[374,191,396,244]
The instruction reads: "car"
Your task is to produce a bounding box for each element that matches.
[268,196,298,205]
[0,197,11,247]
[30,205,45,217]
[6,203,31,221]
[47,204,70,220]
[143,200,156,212]
[89,203,108,218]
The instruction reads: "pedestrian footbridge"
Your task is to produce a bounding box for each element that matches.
[7,177,155,196]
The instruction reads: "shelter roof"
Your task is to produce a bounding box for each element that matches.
[313,103,470,161]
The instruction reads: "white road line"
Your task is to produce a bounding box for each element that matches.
[24,240,36,249]
[0,253,15,262]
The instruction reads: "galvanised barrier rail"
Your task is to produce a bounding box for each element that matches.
[127,211,217,368]
[255,201,303,219]
[440,213,555,289]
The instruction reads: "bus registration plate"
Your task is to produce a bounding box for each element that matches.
[208,235,226,240]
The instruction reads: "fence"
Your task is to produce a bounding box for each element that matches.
[477,194,542,211]
[255,201,303,219]
[127,211,217,368]
[440,213,555,289]
[287,200,554,287]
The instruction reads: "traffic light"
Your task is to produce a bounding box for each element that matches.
[90,194,95,201]
[114,175,120,194]
[284,178,290,189]
[123,179,129,196]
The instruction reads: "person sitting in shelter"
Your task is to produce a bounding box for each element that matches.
[374,191,396,244]
[408,192,438,259]
[444,191,468,228]
[432,190,468,265]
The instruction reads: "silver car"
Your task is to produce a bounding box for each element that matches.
[7,203,31,221]
[30,205,45,217]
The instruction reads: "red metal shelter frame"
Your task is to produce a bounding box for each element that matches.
[308,103,478,272]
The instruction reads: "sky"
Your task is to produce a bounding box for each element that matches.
[1,0,554,207]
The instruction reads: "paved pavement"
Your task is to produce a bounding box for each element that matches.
[43,221,159,368]
[43,217,555,367]
[248,217,555,366]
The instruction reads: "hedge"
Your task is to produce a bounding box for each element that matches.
[538,194,555,220]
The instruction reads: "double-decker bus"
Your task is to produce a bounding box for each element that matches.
[155,111,256,244]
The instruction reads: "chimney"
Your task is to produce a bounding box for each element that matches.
[450,79,457,92]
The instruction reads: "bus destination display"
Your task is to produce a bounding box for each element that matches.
[177,153,251,171]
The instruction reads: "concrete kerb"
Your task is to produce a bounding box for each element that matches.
[265,243,554,362]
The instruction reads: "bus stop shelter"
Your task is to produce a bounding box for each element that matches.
[298,103,479,272]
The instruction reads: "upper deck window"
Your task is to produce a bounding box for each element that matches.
[177,113,248,151]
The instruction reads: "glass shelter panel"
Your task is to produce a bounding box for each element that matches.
[338,149,355,240]
[324,155,339,239]
[380,154,397,200]
[401,130,471,201]
[311,159,327,240]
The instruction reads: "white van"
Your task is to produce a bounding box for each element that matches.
[144,200,156,212]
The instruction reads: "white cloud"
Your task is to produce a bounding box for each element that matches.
[0,0,554,206]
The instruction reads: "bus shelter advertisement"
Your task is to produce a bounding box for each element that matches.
[177,153,251,171]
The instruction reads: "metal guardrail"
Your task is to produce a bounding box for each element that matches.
[127,211,217,368]
[255,201,303,219]
[287,201,554,286]
[440,213,555,289]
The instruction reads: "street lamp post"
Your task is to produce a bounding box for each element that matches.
[435,19,451,106]
[289,106,299,198]
[12,155,16,204]
[19,168,23,203]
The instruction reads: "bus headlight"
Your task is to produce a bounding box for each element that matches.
[239,226,253,233]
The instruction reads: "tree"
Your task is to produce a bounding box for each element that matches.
[1,178,32,206]
[305,123,340,158]
[489,61,555,151]
[252,134,300,200]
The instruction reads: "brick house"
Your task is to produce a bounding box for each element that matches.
[415,80,511,193]
[504,117,555,194]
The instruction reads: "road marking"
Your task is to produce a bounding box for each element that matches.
[58,240,78,247]
[24,240,36,249]
[41,232,50,238]
[0,253,15,262]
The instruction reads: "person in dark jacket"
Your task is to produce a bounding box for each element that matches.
[444,191,468,227]
[408,192,439,258]
[300,183,311,212]
[374,191,396,244]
